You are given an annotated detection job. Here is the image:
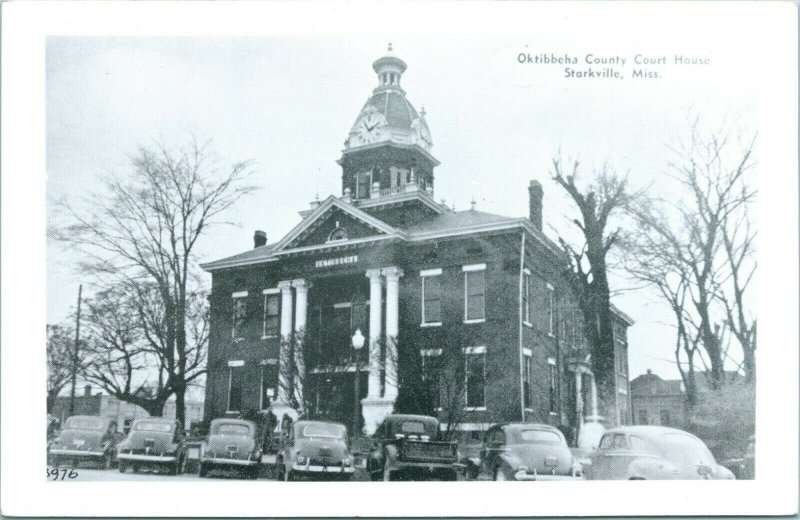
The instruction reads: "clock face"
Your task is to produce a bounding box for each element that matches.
[413,119,432,148]
[356,111,386,144]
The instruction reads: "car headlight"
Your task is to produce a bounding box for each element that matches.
[342,457,353,466]
[296,455,306,464]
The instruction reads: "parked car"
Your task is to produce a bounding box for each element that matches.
[473,423,582,481]
[116,418,187,475]
[366,414,459,481]
[47,415,122,469]
[199,418,261,479]
[584,425,735,480]
[277,420,354,481]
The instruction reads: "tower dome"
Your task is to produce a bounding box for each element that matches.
[345,44,433,151]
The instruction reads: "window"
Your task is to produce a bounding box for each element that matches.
[464,346,486,408]
[232,292,248,339]
[637,409,649,425]
[546,284,555,335]
[227,365,244,412]
[262,291,280,338]
[420,269,442,325]
[420,349,442,409]
[548,358,558,414]
[260,362,278,410]
[523,351,532,409]
[660,409,671,426]
[356,171,371,199]
[522,270,531,325]
[463,264,486,322]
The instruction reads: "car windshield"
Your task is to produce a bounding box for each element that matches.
[657,433,716,466]
[134,421,174,433]
[301,424,344,439]
[217,423,251,435]
[399,421,428,435]
[513,429,562,445]
[65,417,104,430]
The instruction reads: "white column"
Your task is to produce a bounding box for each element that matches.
[277,280,294,402]
[382,266,403,400]
[365,269,383,398]
[292,279,309,410]
[575,370,584,424]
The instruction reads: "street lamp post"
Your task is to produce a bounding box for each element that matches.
[351,328,365,438]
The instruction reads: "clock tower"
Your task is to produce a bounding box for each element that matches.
[338,45,440,207]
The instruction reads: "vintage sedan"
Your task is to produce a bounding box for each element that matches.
[475,423,582,481]
[277,420,354,481]
[584,425,735,480]
[367,414,459,481]
[116,418,187,475]
[199,418,261,479]
[47,415,121,469]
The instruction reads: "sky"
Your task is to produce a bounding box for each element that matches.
[46,26,763,381]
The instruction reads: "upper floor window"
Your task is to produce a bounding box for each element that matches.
[660,409,671,426]
[356,171,371,199]
[637,409,649,425]
[463,264,486,322]
[262,289,280,338]
[523,270,531,325]
[232,291,248,340]
[420,269,442,326]
[464,346,486,409]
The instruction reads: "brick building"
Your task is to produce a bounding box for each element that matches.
[201,47,633,439]
[630,369,688,428]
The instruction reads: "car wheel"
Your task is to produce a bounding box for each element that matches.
[118,462,127,473]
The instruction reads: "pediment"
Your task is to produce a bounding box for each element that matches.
[275,196,401,252]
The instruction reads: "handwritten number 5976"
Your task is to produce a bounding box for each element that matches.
[48,467,78,480]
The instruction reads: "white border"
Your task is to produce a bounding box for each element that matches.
[2,0,798,517]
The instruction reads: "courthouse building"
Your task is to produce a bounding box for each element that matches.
[201,47,633,437]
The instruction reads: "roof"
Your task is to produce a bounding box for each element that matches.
[363,90,419,130]
[630,372,685,397]
[201,243,279,270]
[406,209,518,235]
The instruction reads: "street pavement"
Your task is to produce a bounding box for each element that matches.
[49,465,371,482]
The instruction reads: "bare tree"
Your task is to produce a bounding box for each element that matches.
[55,138,255,425]
[551,159,634,423]
[626,119,756,388]
[47,323,83,413]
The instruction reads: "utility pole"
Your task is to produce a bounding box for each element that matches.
[68,284,82,416]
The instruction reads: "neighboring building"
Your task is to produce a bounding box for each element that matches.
[630,369,688,428]
[163,399,205,429]
[52,385,150,434]
[52,385,205,432]
[200,47,633,439]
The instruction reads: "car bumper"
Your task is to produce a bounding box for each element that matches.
[49,449,105,458]
[292,464,355,474]
[117,453,177,463]
[202,457,259,467]
[514,469,583,481]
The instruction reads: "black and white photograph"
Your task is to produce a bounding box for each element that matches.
[2,1,797,517]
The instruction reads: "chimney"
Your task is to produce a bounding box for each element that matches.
[528,180,543,232]
[646,368,652,375]
[253,230,267,249]
[84,384,92,397]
